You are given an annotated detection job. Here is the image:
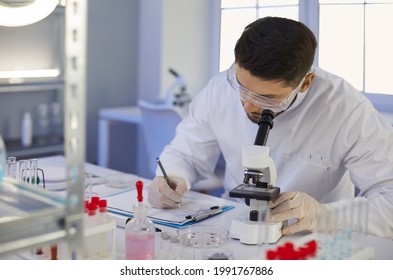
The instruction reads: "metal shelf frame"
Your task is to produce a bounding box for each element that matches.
[0,178,68,254]
[0,0,88,259]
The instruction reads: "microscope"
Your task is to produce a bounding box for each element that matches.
[229,109,283,245]
[163,68,192,110]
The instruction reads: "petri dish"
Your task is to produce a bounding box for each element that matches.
[177,225,229,249]
[103,173,139,189]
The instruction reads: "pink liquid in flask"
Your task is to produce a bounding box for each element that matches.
[126,233,155,260]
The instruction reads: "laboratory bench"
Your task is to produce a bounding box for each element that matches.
[1,155,392,260]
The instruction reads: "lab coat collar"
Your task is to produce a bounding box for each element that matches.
[286,88,309,113]
[273,88,309,118]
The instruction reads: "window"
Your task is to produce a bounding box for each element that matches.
[220,0,393,108]
[220,0,299,71]
[319,0,393,95]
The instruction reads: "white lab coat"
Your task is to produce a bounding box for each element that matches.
[158,67,393,238]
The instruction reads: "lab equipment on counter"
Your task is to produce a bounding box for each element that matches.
[261,200,373,260]
[9,158,46,189]
[163,68,192,110]
[6,157,16,179]
[36,103,50,144]
[125,180,155,260]
[85,197,116,260]
[145,222,232,260]
[0,175,68,256]
[229,109,282,245]
[49,102,63,143]
[315,199,372,260]
[21,195,116,260]
[103,173,138,189]
[177,225,230,260]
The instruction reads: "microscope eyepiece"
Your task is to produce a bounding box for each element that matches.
[254,109,275,146]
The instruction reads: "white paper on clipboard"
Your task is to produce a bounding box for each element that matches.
[106,189,234,228]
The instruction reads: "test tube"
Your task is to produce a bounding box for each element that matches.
[179,236,196,260]
[316,208,335,259]
[340,204,352,259]
[260,201,271,246]
[85,173,93,202]
[6,157,17,179]
[29,159,38,185]
[169,234,181,260]
[332,206,345,259]
[352,199,369,254]
[159,232,171,259]
[18,160,27,182]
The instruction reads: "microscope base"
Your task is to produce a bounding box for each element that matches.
[230,215,283,245]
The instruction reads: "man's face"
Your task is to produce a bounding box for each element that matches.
[236,66,297,124]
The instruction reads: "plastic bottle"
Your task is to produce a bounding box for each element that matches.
[125,180,155,260]
[0,135,6,184]
[21,112,33,147]
[85,202,98,259]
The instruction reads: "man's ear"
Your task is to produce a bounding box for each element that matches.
[300,73,315,92]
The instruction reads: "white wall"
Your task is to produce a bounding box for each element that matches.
[137,0,221,102]
[86,0,139,171]
[160,0,220,99]
[136,0,221,177]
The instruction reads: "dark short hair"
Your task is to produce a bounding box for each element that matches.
[234,17,317,87]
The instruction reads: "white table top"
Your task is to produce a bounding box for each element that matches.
[3,155,393,260]
[99,106,142,123]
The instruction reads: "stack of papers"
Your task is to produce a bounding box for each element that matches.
[106,189,234,228]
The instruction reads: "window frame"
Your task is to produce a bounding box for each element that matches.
[217,0,393,112]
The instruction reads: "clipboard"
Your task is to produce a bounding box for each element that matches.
[105,189,235,228]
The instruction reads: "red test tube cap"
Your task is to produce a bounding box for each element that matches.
[91,196,100,204]
[98,199,107,208]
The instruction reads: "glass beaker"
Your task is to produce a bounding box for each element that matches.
[7,156,17,179]
[36,103,50,144]
[50,102,63,143]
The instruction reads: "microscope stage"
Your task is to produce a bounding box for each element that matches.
[229,184,280,201]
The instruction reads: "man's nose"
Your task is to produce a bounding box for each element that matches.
[243,101,260,113]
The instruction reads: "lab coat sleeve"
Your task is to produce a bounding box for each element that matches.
[331,100,393,238]
[156,78,223,190]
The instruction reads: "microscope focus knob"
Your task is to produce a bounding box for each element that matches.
[250,210,259,221]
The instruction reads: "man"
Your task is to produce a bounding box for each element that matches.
[147,17,393,238]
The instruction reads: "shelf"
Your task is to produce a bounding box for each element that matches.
[5,138,64,159]
[0,177,73,255]
[0,80,64,93]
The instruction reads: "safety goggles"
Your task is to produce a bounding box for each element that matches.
[226,63,307,113]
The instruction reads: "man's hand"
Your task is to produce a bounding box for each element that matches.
[147,175,187,208]
[268,191,332,235]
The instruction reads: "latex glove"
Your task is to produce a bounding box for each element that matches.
[147,175,187,209]
[267,191,332,235]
